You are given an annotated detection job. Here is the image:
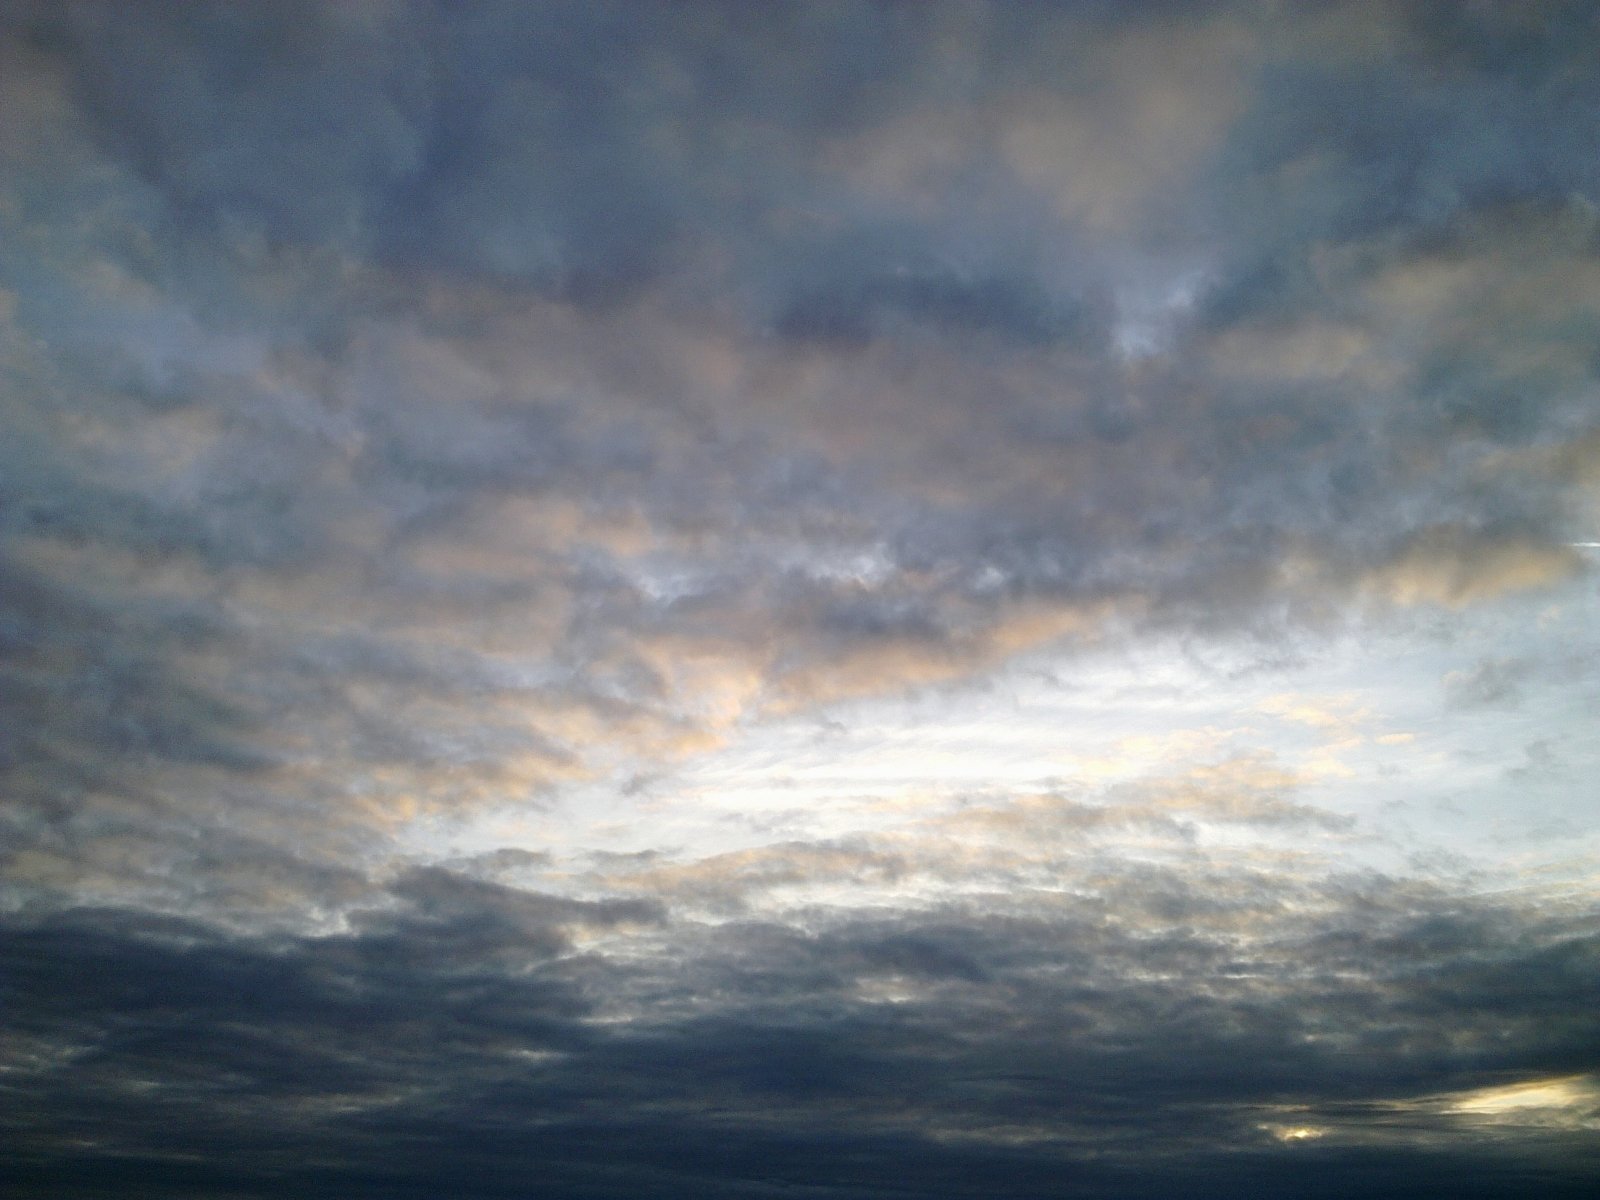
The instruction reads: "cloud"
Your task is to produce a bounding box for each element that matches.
[2,0,1594,906]
[5,857,1597,1198]
[1444,656,1533,709]
[3,3,1599,1195]
[1359,528,1583,609]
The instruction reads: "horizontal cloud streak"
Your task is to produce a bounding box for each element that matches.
[5,852,1596,1198]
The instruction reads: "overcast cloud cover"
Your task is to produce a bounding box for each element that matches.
[3,2,1600,1196]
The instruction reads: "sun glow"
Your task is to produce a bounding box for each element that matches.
[1446,1075,1600,1124]
[1263,1124,1328,1143]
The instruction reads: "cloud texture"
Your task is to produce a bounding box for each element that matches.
[2,2,1599,1196]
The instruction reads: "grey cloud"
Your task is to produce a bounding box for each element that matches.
[1444,656,1532,708]
[32,0,434,248]
[5,864,1596,1198]
[7,0,1595,897]
[4,4,1599,1194]
[1206,3,1600,283]
[773,268,1104,349]
[21,0,934,296]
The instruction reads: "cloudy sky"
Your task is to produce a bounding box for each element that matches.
[4,2,1600,1196]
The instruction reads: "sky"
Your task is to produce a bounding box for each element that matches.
[3,2,1599,1196]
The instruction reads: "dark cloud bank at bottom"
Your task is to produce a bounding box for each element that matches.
[5,863,1597,1199]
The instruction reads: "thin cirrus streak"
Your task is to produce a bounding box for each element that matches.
[2,3,1599,1199]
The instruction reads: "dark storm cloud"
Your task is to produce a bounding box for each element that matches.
[5,863,1597,1198]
